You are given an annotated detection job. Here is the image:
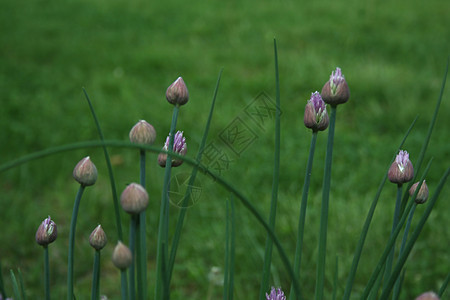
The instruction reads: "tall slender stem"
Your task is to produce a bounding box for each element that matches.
[121,270,128,300]
[384,184,403,290]
[44,246,50,300]
[67,185,85,300]
[315,105,337,300]
[259,38,281,299]
[155,105,180,299]
[129,215,137,300]
[289,132,318,300]
[139,149,147,299]
[91,250,101,300]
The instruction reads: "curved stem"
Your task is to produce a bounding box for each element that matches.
[67,185,85,300]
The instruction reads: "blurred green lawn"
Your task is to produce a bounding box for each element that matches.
[0,0,449,298]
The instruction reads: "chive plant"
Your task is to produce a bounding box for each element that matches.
[0,51,448,300]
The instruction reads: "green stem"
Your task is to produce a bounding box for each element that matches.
[121,269,128,300]
[44,246,50,300]
[315,105,337,300]
[384,184,403,287]
[139,149,147,299]
[342,117,417,300]
[91,250,101,300]
[129,215,137,300]
[155,105,180,299]
[168,69,222,284]
[83,88,123,240]
[393,205,416,299]
[67,185,85,300]
[289,132,318,300]
[380,168,449,299]
[259,38,281,300]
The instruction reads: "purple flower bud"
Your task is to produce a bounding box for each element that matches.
[73,156,98,187]
[304,91,329,132]
[158,131,187,167]
[166,77,189,106]
[388,150,414,184]
[120,183,149,214]
[415,291,440,300]
[266,287,286,300]
[409,180,429,204]
[89,224,108,250]
[112,241,132,270]
[321,67,350,105]
[129,120,156,145]
[35,216,57,246]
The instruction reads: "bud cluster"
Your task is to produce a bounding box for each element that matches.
[304,91,329,131]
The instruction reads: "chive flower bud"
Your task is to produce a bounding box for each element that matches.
[415,292,440,300]
[129,120,156,145]
[158,131,187,167]
[304,91,329,131]
[73,156,98,186]
[388,150,414,184]
[266,287,286,300]
[112,241,132,270]
[89,225,107,250]
[321,67,350,105]
[35,216,57,246]
[166,77,189,106]
[120,183,149,214]
[409,180,429,204]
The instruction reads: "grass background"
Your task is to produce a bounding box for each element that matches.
[0,0,449,298]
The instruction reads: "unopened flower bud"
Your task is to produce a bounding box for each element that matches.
[415,291,440,300]
[158,131,187,167]
[388,150,414,184]
[304,91,329,132]
[321,67,350,105]
[120,183,149,214]
[266,287,286,300]
[112,241,132,270]
[166,77,189,106]
[89,225,107,250]
[36,216,57,246]
[409,180,429,204]
[129,120,156,145]
[73,156,98,186]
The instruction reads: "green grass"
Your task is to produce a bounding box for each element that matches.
[0,0,449,298]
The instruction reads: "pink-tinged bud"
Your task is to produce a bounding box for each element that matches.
[73,156,98,187]
[35,216,57,246]
[166,77,189,106]
[415,291,440,300]
[129,120,156,145]
[304,91,329,132]
[112,241,132,270]
[89,225,107,250]
[158,131,187,167]
[120,183,149,214]
[321,67,350,105]
[266,287,286,300]
[409,180,429,204]
[388,150,414,184]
